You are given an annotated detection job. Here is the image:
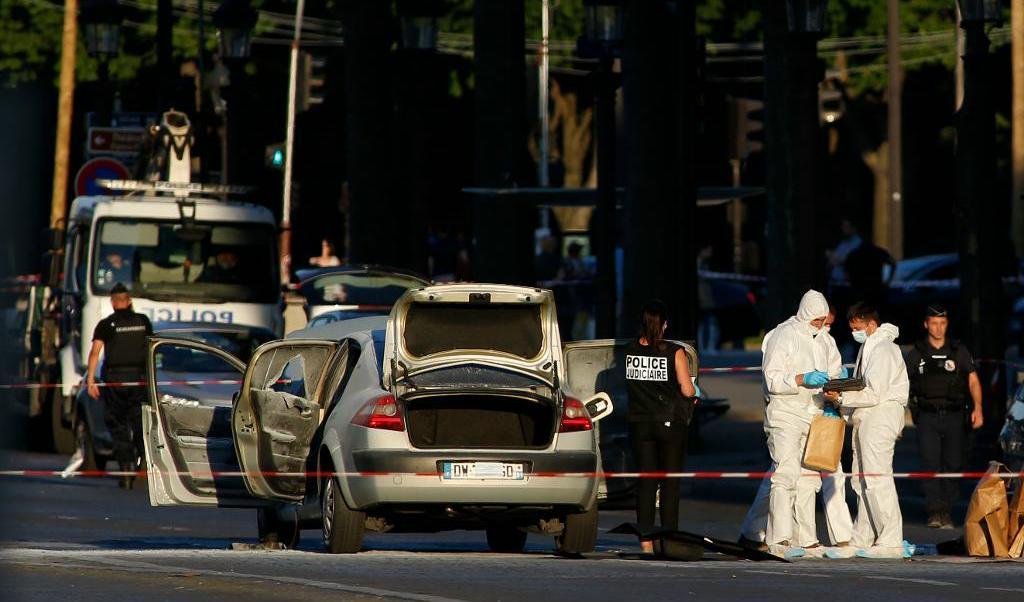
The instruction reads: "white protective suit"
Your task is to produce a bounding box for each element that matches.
[761,290,830,548]
[841,323,909,556]
[740,321,853,546]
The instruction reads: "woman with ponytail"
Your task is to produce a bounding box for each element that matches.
[624,299,698,552]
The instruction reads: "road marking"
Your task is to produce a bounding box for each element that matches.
[982,587,1024,593]
[742,569,830,579]
[865,576,956,586]
[0,549,469,602]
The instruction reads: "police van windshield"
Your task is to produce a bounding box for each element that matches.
[92,219,278,303]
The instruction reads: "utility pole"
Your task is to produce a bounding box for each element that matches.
[538,0,550,189]
[280,0,306,282]
[1012,0,1024,258]
[886,0,903,259]
[49,0,78,251]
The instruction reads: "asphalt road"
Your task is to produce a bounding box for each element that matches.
[1,365,1021,601]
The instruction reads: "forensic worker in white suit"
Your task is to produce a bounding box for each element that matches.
[739,307,854,551]
[825,302,910,559]
[761,290,832,557]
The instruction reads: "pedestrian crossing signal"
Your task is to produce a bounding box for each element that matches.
[265,143,285,170]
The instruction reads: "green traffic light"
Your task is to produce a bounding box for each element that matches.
[272,148,284,167]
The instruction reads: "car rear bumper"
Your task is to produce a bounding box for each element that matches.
[345,449,599,510]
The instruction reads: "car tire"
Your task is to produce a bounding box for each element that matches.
[51,393,76,455]
[257,507,301,549]
[486,525,527,553]
[555,503,598,555]
[321,475,364,554]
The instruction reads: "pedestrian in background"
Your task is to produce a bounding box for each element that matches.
[905,304,984,529]
[85,283,152,489]
[624,299,698,552]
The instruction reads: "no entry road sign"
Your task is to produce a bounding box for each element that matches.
[75,157,131,197]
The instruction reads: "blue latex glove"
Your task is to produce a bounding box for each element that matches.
[802,370,829,387]
[839,366,850,379]
[823,405,841,418]
[692,383,702,399]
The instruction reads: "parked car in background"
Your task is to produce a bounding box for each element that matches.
[140,285,615,555]
[295,265,430,321]
[999,375,1024,471]
[72,322,276,471]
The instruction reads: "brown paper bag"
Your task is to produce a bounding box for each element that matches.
[802,414,845,472]
[1008,477,1024,559]
[964,461,1010,558]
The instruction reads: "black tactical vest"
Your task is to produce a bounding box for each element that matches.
[912,339,965,411]
[624,339,692,424]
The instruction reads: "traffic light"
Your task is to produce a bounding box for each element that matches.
[297,51,326,111]
[819,74,844,125]
[727,97,764,160]
[265,142,285,169]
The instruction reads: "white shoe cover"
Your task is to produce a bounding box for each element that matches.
[824,545,856,559]
[854,543,910,559]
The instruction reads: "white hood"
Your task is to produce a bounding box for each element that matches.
[871,322,900,343]
[795,289,829,323]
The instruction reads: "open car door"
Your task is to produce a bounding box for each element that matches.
[232,339,346,503]
[143,337,272,507]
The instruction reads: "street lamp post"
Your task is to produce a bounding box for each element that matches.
[213,0,257,184]
[579,0,622,339]
[763,0,828,326]
[397,0,441,274]
[955,0,1006,451]
[80,0,123,124]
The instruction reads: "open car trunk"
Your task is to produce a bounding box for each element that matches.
[404,393,557,449]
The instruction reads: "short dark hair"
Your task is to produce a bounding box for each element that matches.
[847,302,880,324]
[925,303,948,319]
[110,282,129,295]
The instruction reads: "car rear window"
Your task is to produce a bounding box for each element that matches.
[403,303,543,360]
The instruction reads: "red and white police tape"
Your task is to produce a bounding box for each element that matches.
[2,469,1021,480]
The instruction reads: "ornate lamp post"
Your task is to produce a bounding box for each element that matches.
[955,0,1006,450]
[579,0,623,338]
[80,0,123,121]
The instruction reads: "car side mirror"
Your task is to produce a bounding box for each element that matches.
[584,392,614,423]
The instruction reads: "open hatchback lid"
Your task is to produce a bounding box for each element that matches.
[383,284,561,386]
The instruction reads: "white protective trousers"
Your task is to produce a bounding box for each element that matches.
[739,462,852,545]
[850,401,906,549]
[764,401,821,546]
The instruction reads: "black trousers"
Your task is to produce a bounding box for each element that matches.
[102,373,146,469]
[915,409,966,516]
[630,420,689,534]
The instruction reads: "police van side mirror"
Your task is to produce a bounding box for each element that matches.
[584,392,614,422]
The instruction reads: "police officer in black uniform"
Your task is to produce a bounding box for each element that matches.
[905,304,984,528]
[86,283,153,489]
[624,300,698,552]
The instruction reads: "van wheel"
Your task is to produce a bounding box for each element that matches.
[51,393,76,455]
[257,507,301,549]
[322,475,364,554]
[555,503,598,555]
[74,417,105,471]
[486,525,527,553]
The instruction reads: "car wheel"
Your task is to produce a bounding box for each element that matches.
[74,418,105,472]
[51,393,76,455]
[321,475,364,554]
[485,525,527,553]
[555,503,598,555]
[257,507,301,549]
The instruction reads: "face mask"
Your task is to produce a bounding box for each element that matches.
[807,323,822,336]
[823,325,832,334]
[852,329,868,344]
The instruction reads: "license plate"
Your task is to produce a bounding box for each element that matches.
[442,462,524,481]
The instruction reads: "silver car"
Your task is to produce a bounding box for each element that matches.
[141,284,614,554]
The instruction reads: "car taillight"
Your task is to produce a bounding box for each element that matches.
[559,397,592,433]
[352,394,405,431]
